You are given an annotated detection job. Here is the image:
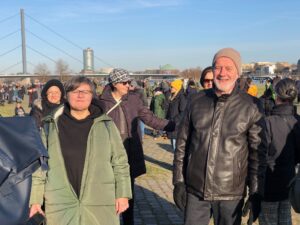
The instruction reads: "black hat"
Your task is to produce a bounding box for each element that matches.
[275,78,297,102]
[41,79,65,100]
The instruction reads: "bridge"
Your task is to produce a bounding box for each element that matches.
[0,73,178,80]
[0,9,178,79]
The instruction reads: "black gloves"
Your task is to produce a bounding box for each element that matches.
[173,182,187,211]
[164,120,175,132]
[242,193,262,225]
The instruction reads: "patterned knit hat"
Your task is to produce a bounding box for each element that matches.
[108,68,132,84]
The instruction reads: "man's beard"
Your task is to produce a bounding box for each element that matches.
[214,79,236,94]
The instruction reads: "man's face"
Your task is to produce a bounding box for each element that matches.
[213,57,239,94]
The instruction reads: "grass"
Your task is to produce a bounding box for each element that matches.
[0,95,30,117]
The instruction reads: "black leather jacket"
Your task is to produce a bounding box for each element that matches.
[173,86,267,201]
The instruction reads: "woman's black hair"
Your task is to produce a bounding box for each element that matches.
[275,78,297,102]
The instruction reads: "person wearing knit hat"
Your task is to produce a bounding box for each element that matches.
[173,48,267,225]
[170,79,183,93]
[212,47,242,96]
[99,71,176,225]
[108,68,132,84]
[212,47,242,75]
[166,79,187,151]
[30,79,65,129]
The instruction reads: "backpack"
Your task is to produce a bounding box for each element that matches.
[0,117,48,225]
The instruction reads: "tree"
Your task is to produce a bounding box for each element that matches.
[56,59,70,82]
[180,67,202,81]
[34,63,51,82]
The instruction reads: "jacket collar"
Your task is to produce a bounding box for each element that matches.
[44,104,111,123]
[212,83,239,102]
[271,104,295,116]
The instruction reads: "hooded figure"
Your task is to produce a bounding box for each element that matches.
[30,79,65,129]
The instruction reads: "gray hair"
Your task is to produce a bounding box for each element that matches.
[64,76,97,98]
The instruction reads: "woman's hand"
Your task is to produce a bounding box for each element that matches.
[115,198,129,215]
[29,204,45,217]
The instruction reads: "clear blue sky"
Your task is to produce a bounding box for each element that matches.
[1,0,300,74]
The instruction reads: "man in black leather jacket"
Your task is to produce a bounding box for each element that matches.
[173,48,267,225]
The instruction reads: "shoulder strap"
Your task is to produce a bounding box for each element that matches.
[106,100,122,115]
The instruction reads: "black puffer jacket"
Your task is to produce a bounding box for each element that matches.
[166,89,187,139]
[264,104,300,201]
[173,86,267,200]
[98,85,169,178]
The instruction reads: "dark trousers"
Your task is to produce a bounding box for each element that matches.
[122,178,135,225]
[184,193,244,225]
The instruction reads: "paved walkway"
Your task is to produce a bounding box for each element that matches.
[134,131,183,225]
[133,130,300,225]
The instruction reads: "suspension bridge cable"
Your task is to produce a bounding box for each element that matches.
[26,29,83,64]
[0,45,21,58]
[0,13,19,25]
[94,56,114,68]
[27,45,57,64]
[0,61,22,74]
[25,13,114,67]
[0,29,20,41]
[25,13,83,50]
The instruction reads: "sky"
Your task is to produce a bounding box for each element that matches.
[0,0,300,74]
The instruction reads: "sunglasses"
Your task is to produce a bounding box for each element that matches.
[121,81,131,85]
[204,79,213,83]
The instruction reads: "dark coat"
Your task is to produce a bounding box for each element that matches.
[98,86,169,178]
[259,88,275,116]
[173,87,268,200]
[264,104,300,201]
[166,89,187,139]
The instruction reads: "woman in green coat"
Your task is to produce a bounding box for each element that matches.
[29,76,132,225]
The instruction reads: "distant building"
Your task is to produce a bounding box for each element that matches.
[297,59,300,74]
[256,64,276,75]
[81,48,95,74]
[159,64,179,74]
[99,67,114,74]
[242,63,255,74]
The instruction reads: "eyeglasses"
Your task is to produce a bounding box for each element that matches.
[213,66,234,73]
[204,79,213,83]
[47,91,61,96]
[120,81,131,86]
[70,90,92,96]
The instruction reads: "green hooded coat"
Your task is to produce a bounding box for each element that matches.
[30,106,132,225]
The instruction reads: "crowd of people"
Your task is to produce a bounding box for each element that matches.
[0,47,300,225]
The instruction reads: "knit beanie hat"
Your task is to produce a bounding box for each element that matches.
[108,68,132,84]
[171,79,183,91]
[41,79,65,100]
[212,48,242,75]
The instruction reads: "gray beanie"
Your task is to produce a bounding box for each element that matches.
[212,48,242,75]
